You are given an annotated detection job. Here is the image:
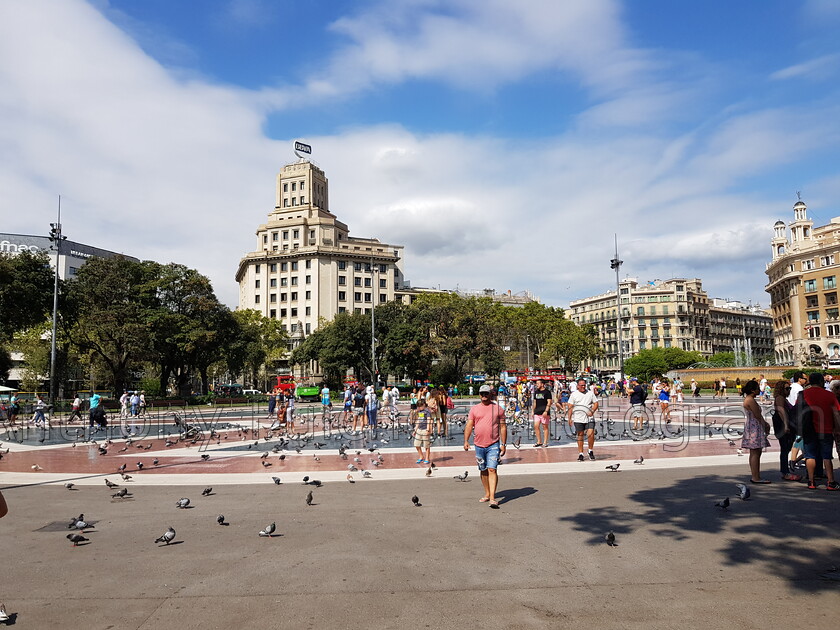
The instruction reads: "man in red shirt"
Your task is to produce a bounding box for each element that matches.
[464,385,507,508]
[802,373,840,490]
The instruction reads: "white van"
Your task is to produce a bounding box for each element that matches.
[243,389,261,396]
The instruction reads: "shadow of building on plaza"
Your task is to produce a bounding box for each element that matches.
[558,473,840,592]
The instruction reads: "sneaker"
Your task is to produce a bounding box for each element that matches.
[808,482,818,490]
[588,450,596,461]
[826,482,840,491]
[578,453,585,462]
[534,443,542,448]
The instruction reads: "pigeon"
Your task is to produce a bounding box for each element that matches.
[347,474,355,483]
[302,476,310,484]
[605,463,621,472]
[67,533,89,546]
[454,471,469,482]
[271,476,282,485]
[202,487,213,496]
[118,464,127,472]
[260,452,268,459]
[261,460,272,467]
[121,473,132,481]
[425,467,433,477]
[633,456,645,465]
[98,447,107,455]
[278,454,286,460]
[715,497,730,510]
[201,454,210,461]
[104,479,118,489]
[31,464,41,471]
[605,531,616,546]
[736,449,744,456]
[0,602,8,622]
[306,491,314,506]
[412,495,421,507]
[67,513,84,528]
[153,458,159,466]
[216,515,225,525]
[347,465,357,472]
[175,497,190,509]
[155,526,176,545]
[72,519,89,531]
[736,483,751,500]
[363,470,372,478]
[513,436,522,449]
[65,482,75,490]
[136,462,144,470]
[259,522,276,537]
[112,488,128,498]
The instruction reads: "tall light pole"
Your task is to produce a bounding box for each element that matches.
[48,196,66,405]
[370,257,377,386]
[609,234,624,381]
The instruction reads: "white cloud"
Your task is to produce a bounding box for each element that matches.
[0,0,838,314]
[770,54,840,81]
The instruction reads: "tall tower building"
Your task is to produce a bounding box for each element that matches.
[235,159,405,344]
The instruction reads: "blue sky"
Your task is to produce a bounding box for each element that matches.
[2,0,840,308]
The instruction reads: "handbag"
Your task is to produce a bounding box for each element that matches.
[446,396,454,409]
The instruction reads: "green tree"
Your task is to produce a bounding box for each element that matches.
[624,347,703,381]
[542,320,602,374]
[0,250,54,342]
[228,309,289,390]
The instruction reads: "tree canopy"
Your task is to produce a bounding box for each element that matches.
[623,347,703,382]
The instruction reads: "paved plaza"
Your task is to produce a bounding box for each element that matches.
[1,397,839,629]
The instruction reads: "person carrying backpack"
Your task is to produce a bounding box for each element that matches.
[800,373,840,490]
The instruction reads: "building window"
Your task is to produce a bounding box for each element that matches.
[305,275,311,284]
[639,341,646,350]
[803,259,815,271]
[827,323,840,336]
[824,276,836,290]
[826,292,838,305]
[305,259,311,269]
[339,307,346,313]
[255,280,261,288]
[269,278,276,288]
[281,293,287,301]
[291,277,298,286]
[805,279,817,292]
[272,232,278,241]
[309,230,315,240]
[293,229,299,239]
[291,323,297,332]
[380,294,387,303]
[338,261,346,270]
[827,309,839,321]
[291,182,296,192]
[806,295,819,308]
[305,307,311,316]
[379,279,387,288]
[379,264,386,273]
[270,309,276,318]
[821,255,835,266]
[808,311,820,322]
[364,278,371,287]
[282,231,288,240]
[283,199,289,207]
[354,277,362,287]
[305,323,311,334]
[263,235,268,244]
[809,326,821,338]
[269,264,276,272]
[291,292,298,300]
[299,197,305,205]
[288,262,296,271]
[255,265,261,273]
[255,295,260,304]
[270,294,277,303]
[291,308,298,317]
[354,262,362,271]
[338,276,346,286]
[354,292,362,301]
[283,183,288,192]
[354,308,362,314]
[637,307,645,316]
[280,308,287,317]
[364,293,371,302]
[305,291,311,299]
[338,291,346,301]
[281,262,288,272]
[281,278,288,286]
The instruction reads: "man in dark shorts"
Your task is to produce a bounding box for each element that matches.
[802,372,840,490]
[464,385,507,508]
[628,377,646,430]
[567,378,599,461]
[532,379,552,447]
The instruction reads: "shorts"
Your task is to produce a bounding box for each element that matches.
[574,420,595,433]
[803,436,834,461]
[344,401,352,411]
[533,414,550,425]
[474,442,501,471]
[354,407,364,417]
[410,403,417,410]
[793,436,803,449]
[630,404,645,414]
[413,429,430,448]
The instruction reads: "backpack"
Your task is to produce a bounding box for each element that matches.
[638,386,648,403]
[791,390,816,441]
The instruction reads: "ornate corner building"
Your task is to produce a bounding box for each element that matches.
[766,199,840,366]
[235,159,406,344]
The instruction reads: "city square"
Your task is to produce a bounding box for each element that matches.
[3,1,840,628]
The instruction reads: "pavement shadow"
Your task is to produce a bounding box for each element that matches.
[496,486,538,504]
[558,473,840,592]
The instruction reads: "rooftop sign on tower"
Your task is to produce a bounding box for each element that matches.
[294,141,312,159]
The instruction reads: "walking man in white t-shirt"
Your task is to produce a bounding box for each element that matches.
[567,378,599,461]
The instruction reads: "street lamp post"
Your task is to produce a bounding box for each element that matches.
[609,234,624,382]
[48,196,66,406]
